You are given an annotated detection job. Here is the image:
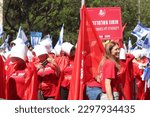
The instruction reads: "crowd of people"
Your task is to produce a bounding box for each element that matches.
[0,36,150,100]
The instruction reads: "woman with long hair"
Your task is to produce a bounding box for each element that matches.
[97,40,121,100]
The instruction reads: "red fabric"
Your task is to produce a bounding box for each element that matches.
[61,59,74,89]
[133,61,145,100]
[54,56,70,100]
[101,59,119,93]
[122,23,127,33]
[68,5,104,100]
[35,55,59,98]
[119,54,134,100]
[6,61,39,100]
[0,55,6,99]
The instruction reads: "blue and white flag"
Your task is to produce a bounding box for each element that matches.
[131,22,149,39]
[136,39,144,48]
[16,26,30,46]
[54,24,64,55]
[0,35,10,52]
[143,32,150,49]
[128,38,132,52]
[30,32,42,48]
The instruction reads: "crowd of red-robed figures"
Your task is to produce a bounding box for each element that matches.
[0,5,150,100]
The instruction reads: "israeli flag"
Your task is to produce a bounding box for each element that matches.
[143,32,150,49]
[0,35,10,52]
[131,22,149,39]
[30,31,42,48]
[16,26,30,46]
[136,39,144,48]
[54,24,64,55]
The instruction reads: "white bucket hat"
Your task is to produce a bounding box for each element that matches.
[10,44,28,61]
[61,42,74,56]
[33,45,48,57]
[119,48,126,60]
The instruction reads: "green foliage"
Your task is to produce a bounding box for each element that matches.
[3,0,150,46]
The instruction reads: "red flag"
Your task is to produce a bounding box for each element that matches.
[122,23,127,33]
[68,6,104,100]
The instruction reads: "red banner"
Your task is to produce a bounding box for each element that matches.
[87,7,122,41]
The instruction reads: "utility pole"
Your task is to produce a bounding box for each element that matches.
[138,0,140,22]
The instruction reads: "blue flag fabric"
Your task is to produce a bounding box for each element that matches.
[131,22,149,39]
[30,32,42,48]
[0,35,10,52]
[136,39,144,48]
[143,32,150,49]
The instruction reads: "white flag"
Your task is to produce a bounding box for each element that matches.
[54,24,64,55]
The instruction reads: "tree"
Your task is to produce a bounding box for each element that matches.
[3,0,150,46]
[3,0,81,45]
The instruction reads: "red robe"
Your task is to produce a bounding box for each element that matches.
[0,55,6,99]
[35,54,59,98]
[132,58,146,100]
[6,59,38,100]
[55,55,72,99]
[119,54,134,100]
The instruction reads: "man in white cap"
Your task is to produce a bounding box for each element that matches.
[5,43,39,100]
[33,45,60,100]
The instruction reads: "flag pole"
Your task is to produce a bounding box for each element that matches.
[80,0,85,20]
[81,0,85,7]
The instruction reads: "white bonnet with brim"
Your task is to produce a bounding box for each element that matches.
[131,49,142,59]
[33,45,48,57]
[10,43,28,61]
[61,42,74,56]
[11,38,24,45]
[40,38,52,47]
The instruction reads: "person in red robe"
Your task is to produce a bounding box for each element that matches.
[59,42,75,100]
[119,48,135,100]
[0,55,6,99]
[132,49,147,100]
[33,45,60,100]
[5,43,39,100]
